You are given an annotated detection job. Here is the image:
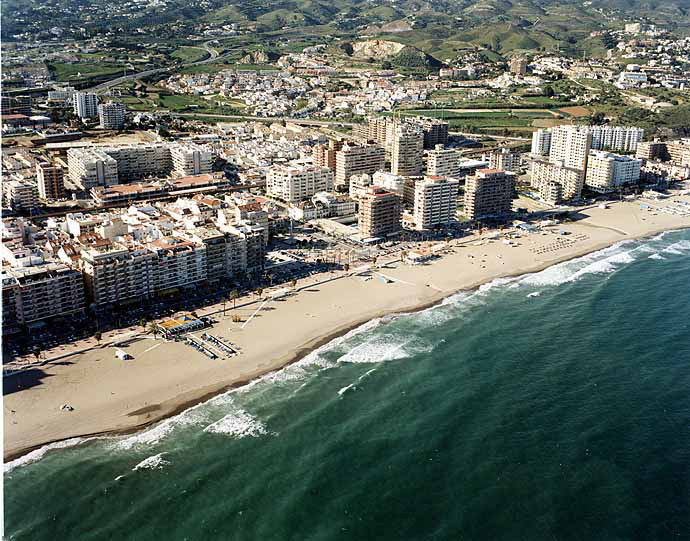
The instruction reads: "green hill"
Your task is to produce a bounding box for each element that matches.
[4,0,690,58]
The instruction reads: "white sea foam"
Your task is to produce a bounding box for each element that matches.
[133,452,169,471]
[4,437,90,474]
[203,409,268,438]
[337,383,356,396]
[663,240,690,255]
[521,242,637,287]
[337,334,431,364]
[527,292,541,298]
[114,396,212,451]
[648,253,665,260]
[234,317,388,391]
[358,368,378,382]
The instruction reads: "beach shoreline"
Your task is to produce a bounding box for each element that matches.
[5,197,690,463]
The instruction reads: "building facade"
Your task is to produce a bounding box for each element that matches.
[391,124,424,177]
[266,165,334,203]
[36,162,65,200]
[2,180,39,211]
[170,143,215,176]
[73,92,99,119]
[334,143,385,187]
[98,101,126,130]
[464,169,515,220]
[2,263,85,326]
[585,151,641,193]
[413,176,459,230]
[530,159,585,202]
[358,187,402,238]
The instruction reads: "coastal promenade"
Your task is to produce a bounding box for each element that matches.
[5,195,690,460]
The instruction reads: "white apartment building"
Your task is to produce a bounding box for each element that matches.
[413,176,459,230]
[589,126,644,153]
[548,126,592,171]
[2,262,85,325]
[2,179,39,211]
[585,151,641,193]
[335,143,385,187]
[536,125,644,157]
[99,101,126,130]
[372,171,405,196]
[80,243,159,306]
[266,165,334,203]
[531,159,585,202]
[67,148,119,190]
[426,146,464,177]
[485,148,521,173]
[67,144,176,188]
[47,86,76,104]
[391,124,424,176]
[103,144,173,181]
[531,129,552,156]
[170,143,214,176]
[73,92,99,119]
[312,192,356,217]
[148,238,207,293]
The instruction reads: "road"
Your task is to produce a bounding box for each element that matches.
[169,111,357,128]
[450,131,530,142]
[90,40,231,94]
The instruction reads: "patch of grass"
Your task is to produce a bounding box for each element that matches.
[49,62,126,82]
[171,46,210,63]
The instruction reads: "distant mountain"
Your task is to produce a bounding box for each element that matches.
[4,0,690,58]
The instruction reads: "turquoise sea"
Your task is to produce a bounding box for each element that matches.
[5,229,690,540]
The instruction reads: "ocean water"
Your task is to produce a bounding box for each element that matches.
[5,230,690,541]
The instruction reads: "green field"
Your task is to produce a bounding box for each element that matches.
[171,46,210,63]
[49,62,126,82]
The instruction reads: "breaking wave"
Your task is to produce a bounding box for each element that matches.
[203,409,268,438]
[133,452,169,471]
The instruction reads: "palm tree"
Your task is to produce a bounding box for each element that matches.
[33,347,41,363]
[222,298,228,317]
[94,331,102,345]
[139,317,147,329]
[230,290,239,310]
[256,288,263,299]
[290,279,297,289]
[148,322,159,339]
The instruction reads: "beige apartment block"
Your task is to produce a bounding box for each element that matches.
[464,169,515,220]
[358,187,402,238]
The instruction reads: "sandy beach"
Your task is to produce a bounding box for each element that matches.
[5,194,690,461]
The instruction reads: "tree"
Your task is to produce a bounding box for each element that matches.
[222,298,228,316]
[148,322,159,339]
[230,290,239,310]
[256,288,263,299]
[33,347,41,362]
[94,331,102,345]
[382,60,392,70]
[139,317,147,329]
[544,86,555,97]
[290,279,297,289]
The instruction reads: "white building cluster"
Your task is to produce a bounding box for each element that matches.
[530,125,643,202]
